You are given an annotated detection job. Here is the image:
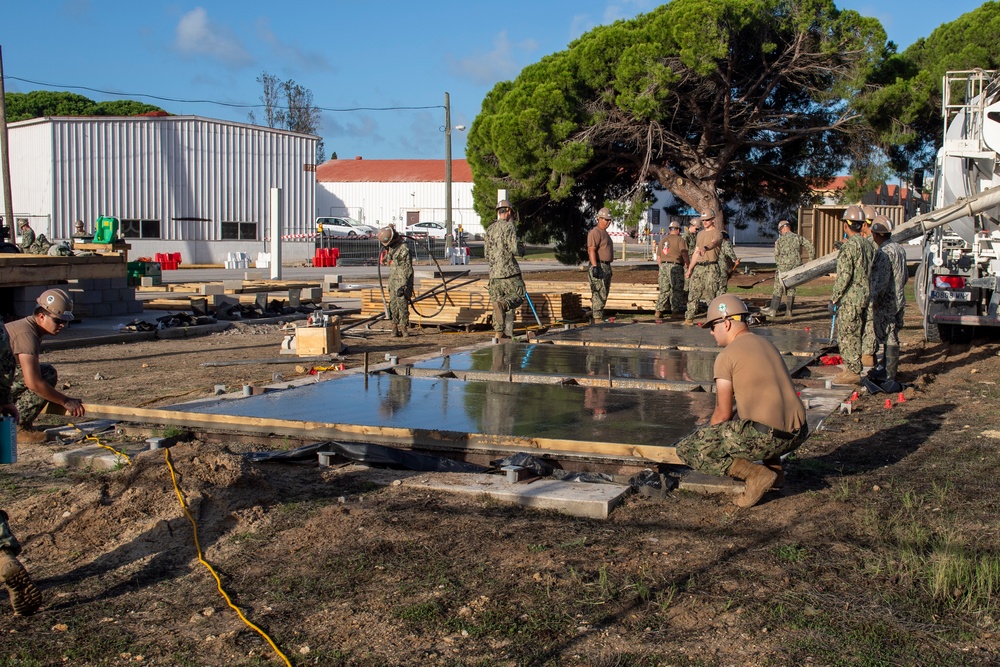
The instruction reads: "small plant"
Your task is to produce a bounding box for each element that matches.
[527,543,548,553]
[776,543,809,563]
[394,600,443,624]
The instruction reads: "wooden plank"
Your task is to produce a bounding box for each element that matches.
[81,403,684,465]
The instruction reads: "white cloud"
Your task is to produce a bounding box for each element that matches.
[450,31,538,85]
[174,7,253,68]
[255,18,334,73]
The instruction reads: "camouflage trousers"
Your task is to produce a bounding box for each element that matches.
[387,283,411,329]
[836,299,865,373]
[11,364,58,429]
[0,509,21,555]
[588,262,613,320]
[674,419,808,477]
[863,301,876,357]
[874,307,904,350]
[771,270,797,300]
[717,268,730,295]
[655,263,686,314]
[488,275,526,333]
[685,264,720,321]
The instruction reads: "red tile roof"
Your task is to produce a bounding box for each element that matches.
[813,176,850,193]
[316,158,473,183]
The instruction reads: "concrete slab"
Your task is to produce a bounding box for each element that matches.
[53,444,134,471]
[401,472,632,519]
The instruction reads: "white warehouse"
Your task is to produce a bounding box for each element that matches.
[0,114,318,264]
[316,158,485,237]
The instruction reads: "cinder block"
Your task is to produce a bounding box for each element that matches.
[244,271,264,281]
[129,301,145,314]
[88,302,112,317]
[109,277,128,289]
[200,283,225,296]
[303,287,323,303]
[12,285,49,302]
[109,301,129,315]
[69,289,103,305]
[223,279,244,291]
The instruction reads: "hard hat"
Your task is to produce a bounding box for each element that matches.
[870,215,893,235]
[778,219,791,230]
[597,207,613,220]
[668,220,682,230]
[701,294,749,328]
[842,205,865,222]
[496,199,512,211]
[699,209,716,221]
[36,288,74,321]
[376,226,396,246]
[687,219,701,229]
[861,205,877,221]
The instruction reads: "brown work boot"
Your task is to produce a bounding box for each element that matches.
[653,310,662,320]
[400,326,410,338]
[391,323,401,338]
[861,354,876,367]
[683,319,695,325]
[0,551,43,616]
[763,457,785,490]
[16,428,48,444]
[728,458,778,508]
[832,369,862,385]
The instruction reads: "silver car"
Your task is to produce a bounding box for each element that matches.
[316,216,377,238]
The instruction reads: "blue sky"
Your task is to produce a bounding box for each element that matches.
[0,0,989,161]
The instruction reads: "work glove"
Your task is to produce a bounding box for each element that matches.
[589,265,603,280]
[395,286,407,297]
[827,301,837,314]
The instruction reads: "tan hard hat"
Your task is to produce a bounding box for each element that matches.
[870,215,893,235]
[376,226,396,246]
[668,220,682,229]
[17,218,29,227]
[842,205,865,223]
[496,199,512,211]
[778,219,791,230]
[701,294,749,328]
[699,209,716,221]
[37,288,74,321]
[861,205,877,221]
[597,207,613,220]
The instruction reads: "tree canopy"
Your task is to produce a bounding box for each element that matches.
[857,1,1000,173]
[248,71,326,163]
[467,0,888,259]
[4,91,164,122]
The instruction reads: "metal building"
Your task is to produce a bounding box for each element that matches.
[0,115,318,264]
[316,158,485,237]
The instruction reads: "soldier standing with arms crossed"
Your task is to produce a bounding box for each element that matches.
[865,216,908,393]
[484,200,526,339]
[587,208,615,323]
[0,320,44,616]
[762,220,815,318]
[684,210,723,324]
[830,206,874,385]
[654,220,689,320]
[377,226,413,338]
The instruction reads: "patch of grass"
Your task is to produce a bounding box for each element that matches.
[394,600,444,625]
[775,543,809,563]
[527,543,548,553]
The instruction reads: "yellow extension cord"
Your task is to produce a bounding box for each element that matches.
[67,424,292,666]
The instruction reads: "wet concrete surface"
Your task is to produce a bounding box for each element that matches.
[548,321,830,353]
[176,373,717,447]
[411,341,798,383]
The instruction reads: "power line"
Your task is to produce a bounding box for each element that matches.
[6,76,443,113]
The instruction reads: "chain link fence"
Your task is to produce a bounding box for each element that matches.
[314,234,452,266]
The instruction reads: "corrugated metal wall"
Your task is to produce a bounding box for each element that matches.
[0,121,54,233]
[25,116,317,240]
[797,205,906,257]
[317,180,484,235]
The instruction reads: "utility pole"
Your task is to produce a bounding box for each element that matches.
[444,92,454,251]
[0,45,15,239]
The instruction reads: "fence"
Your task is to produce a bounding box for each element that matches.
[312,234,453,266]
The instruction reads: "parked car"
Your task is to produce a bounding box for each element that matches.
[316,216,377,238]
[406,221,468,241]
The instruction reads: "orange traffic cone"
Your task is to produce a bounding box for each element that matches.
[897,392,906,403]
[884,398,892,409]
[849,391,859,402]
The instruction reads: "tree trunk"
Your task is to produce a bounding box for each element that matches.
[648,164,722,223]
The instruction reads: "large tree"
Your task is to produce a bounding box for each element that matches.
[4,91,163,122]
[467,0,888,259]
[248,71,326,163]
[857,2,1000,173]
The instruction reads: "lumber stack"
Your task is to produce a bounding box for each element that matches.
[522,279,660,313]
[361,279,584,327]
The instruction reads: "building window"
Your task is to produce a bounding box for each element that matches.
[121,219,161,239]
[221,222,258,240]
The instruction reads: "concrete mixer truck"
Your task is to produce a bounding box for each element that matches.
[779,69,1000,343]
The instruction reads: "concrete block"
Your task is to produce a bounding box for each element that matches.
[69,288,103,305]
[223,279,244,291]
[244,271,264,281]
[129,301,145,314]
[12,285,49,302]
[88,302,113,317]
[323,274,342,291]
[53,445,131,471]
[200,283,225,296]
[303,287,323,303]
[109,301,129,316]
[109,277,128,289]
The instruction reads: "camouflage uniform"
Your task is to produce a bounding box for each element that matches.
[588,263,613,319]
[717,239,738,295]
[675,419,807,477]
[861,235,879,359]
[16,226,34,253]
[684,264,720,322]
[870,241,907,349]
[831,234,874,374]
[772,232,815,300]
[655,262,686,314]
[384,241,413,331]
[682,230,698,257]
[1,326,21,555]
[484,216,526,334]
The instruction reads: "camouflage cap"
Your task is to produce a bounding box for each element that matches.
[36,288,74,321]
[700,294,749,328]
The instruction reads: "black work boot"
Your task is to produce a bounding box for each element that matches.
[786,296,795,319]
[760,295,781,317]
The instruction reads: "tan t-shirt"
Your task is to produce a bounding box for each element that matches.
[587,226,614,262]
[714,331,805,433]
[5,317,42,357]
[659,234,686,264]
[695,227,723,263]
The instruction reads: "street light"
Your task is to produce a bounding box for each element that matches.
[444,92,467,249]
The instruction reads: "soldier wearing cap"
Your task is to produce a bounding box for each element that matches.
[15,219,34,253]
[3,289,85,437]
[0,323,44,616]
[377,226,413,338]
[830,206,874,385]
[674,294,808,508]
[587,207,615,322]
[654,220,689,319]
[763,220,815,318]
[684,209,724,324]
[484,200,526,338]
[859,206,880,366]
[866,216,907,392]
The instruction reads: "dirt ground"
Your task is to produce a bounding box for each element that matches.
[2,271,999,666]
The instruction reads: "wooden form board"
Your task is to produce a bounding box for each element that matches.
[0,255,126,287]
[81,403,684,465]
